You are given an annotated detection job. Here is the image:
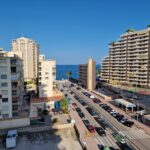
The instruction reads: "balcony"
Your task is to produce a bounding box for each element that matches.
[11,73,20,81]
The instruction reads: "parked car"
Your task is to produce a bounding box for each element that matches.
[81,101,87,106]
[94,117,106,130]
[83,119,90,126]
[78,112,85,119]
[95,127,106,136]
[120,117,128,124]
[76,87,81,90]
[87,125,96,133]
[72,102,77,107]
[75,107,81,113]
[116,114,124,121]
[123,120,134,127]
[93,98,101,103]
[6,130,18,149]
[89,110,98,116]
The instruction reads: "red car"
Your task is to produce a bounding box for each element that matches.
[87,125,96,133]
[72,102,77,107]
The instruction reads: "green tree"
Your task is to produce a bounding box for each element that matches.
[66,71,72,80]
[60,97,69,113]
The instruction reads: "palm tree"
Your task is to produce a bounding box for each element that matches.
[66,71,72,80]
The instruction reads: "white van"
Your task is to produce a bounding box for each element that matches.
[6,130,17,149]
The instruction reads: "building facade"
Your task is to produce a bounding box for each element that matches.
[100,56,110,83]
[101,26,150,89]
[79,58,96,91]
[11,37,39,81]
[0,50,24,118]
[38,54,56,98]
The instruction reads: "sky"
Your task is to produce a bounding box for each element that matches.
[0,0,150,64]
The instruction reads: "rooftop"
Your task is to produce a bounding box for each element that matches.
[31,96,62,103]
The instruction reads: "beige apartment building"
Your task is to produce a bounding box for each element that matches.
[0,50,24,118]
[101,26,150,89]
[38,54,56,98]
[79,58,96,91]
[11,37,39,81]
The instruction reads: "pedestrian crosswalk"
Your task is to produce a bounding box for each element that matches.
[122,129,150,140]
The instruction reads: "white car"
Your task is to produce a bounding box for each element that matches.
[6,130,17,149]
[110,110,116,114]
[90,95,95,99]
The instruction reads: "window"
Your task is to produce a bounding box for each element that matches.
[0,66,7,72]
[0,59,7,64]
[45,77,49,80]
[12,90,17,96]
[45,72,49,75]
[2,98,8,102]
[1,74,7,79]
[2,114,9,118]
[1,82,8,87]
[2,105,9,111]
[1,90,8,95]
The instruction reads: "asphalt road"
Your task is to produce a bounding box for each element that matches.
[58,82,120,149]
[57,81,150,150]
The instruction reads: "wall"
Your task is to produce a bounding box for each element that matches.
[0,117,30,130]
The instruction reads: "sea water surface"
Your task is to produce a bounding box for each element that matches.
[56,65,100,80]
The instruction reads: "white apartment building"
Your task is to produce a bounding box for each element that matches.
[101,26,150,89]
[38,54,56,98]
[11,37,39,81]
[0,50,24,118]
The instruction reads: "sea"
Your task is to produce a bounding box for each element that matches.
[56,65,100,80]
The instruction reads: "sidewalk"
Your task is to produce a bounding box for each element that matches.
[91,90,150,135]
[69,107,99,150]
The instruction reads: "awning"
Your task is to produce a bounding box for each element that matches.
[114,99,136,108]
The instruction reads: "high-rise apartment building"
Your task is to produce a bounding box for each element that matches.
[0,50,24,118]
[79,58,96,91]
[11,37,39,80]
[100,56,110,83]
[101,26,150,89]
[38,55,56,98]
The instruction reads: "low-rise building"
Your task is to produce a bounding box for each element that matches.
[0,50,24,118]
[79,58,96,91]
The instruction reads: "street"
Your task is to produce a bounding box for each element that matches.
[57,80,150,150]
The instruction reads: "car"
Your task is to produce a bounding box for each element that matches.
[81,101,87,106]
[123,120,134,127]
[100,104,108,109]
[87,125,95,133]
[83,119,90,126]
[75,107,81,113]
[76,87,81,90]
[95,127,106,136]
[83,92,91,97]
[120,117,128,124]
[90,95,95,99]
[106,107,113,113]
[112,112,120,118]
[78,112,85,119]
[94,117,106,130]
[72,102,77,107]
[110,110,117,115]
[116,114,124,121]
[93,98,101,103]
[89,110,98,116]
[86,107,92,112]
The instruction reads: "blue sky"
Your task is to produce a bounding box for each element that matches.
[0,0,150,64]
